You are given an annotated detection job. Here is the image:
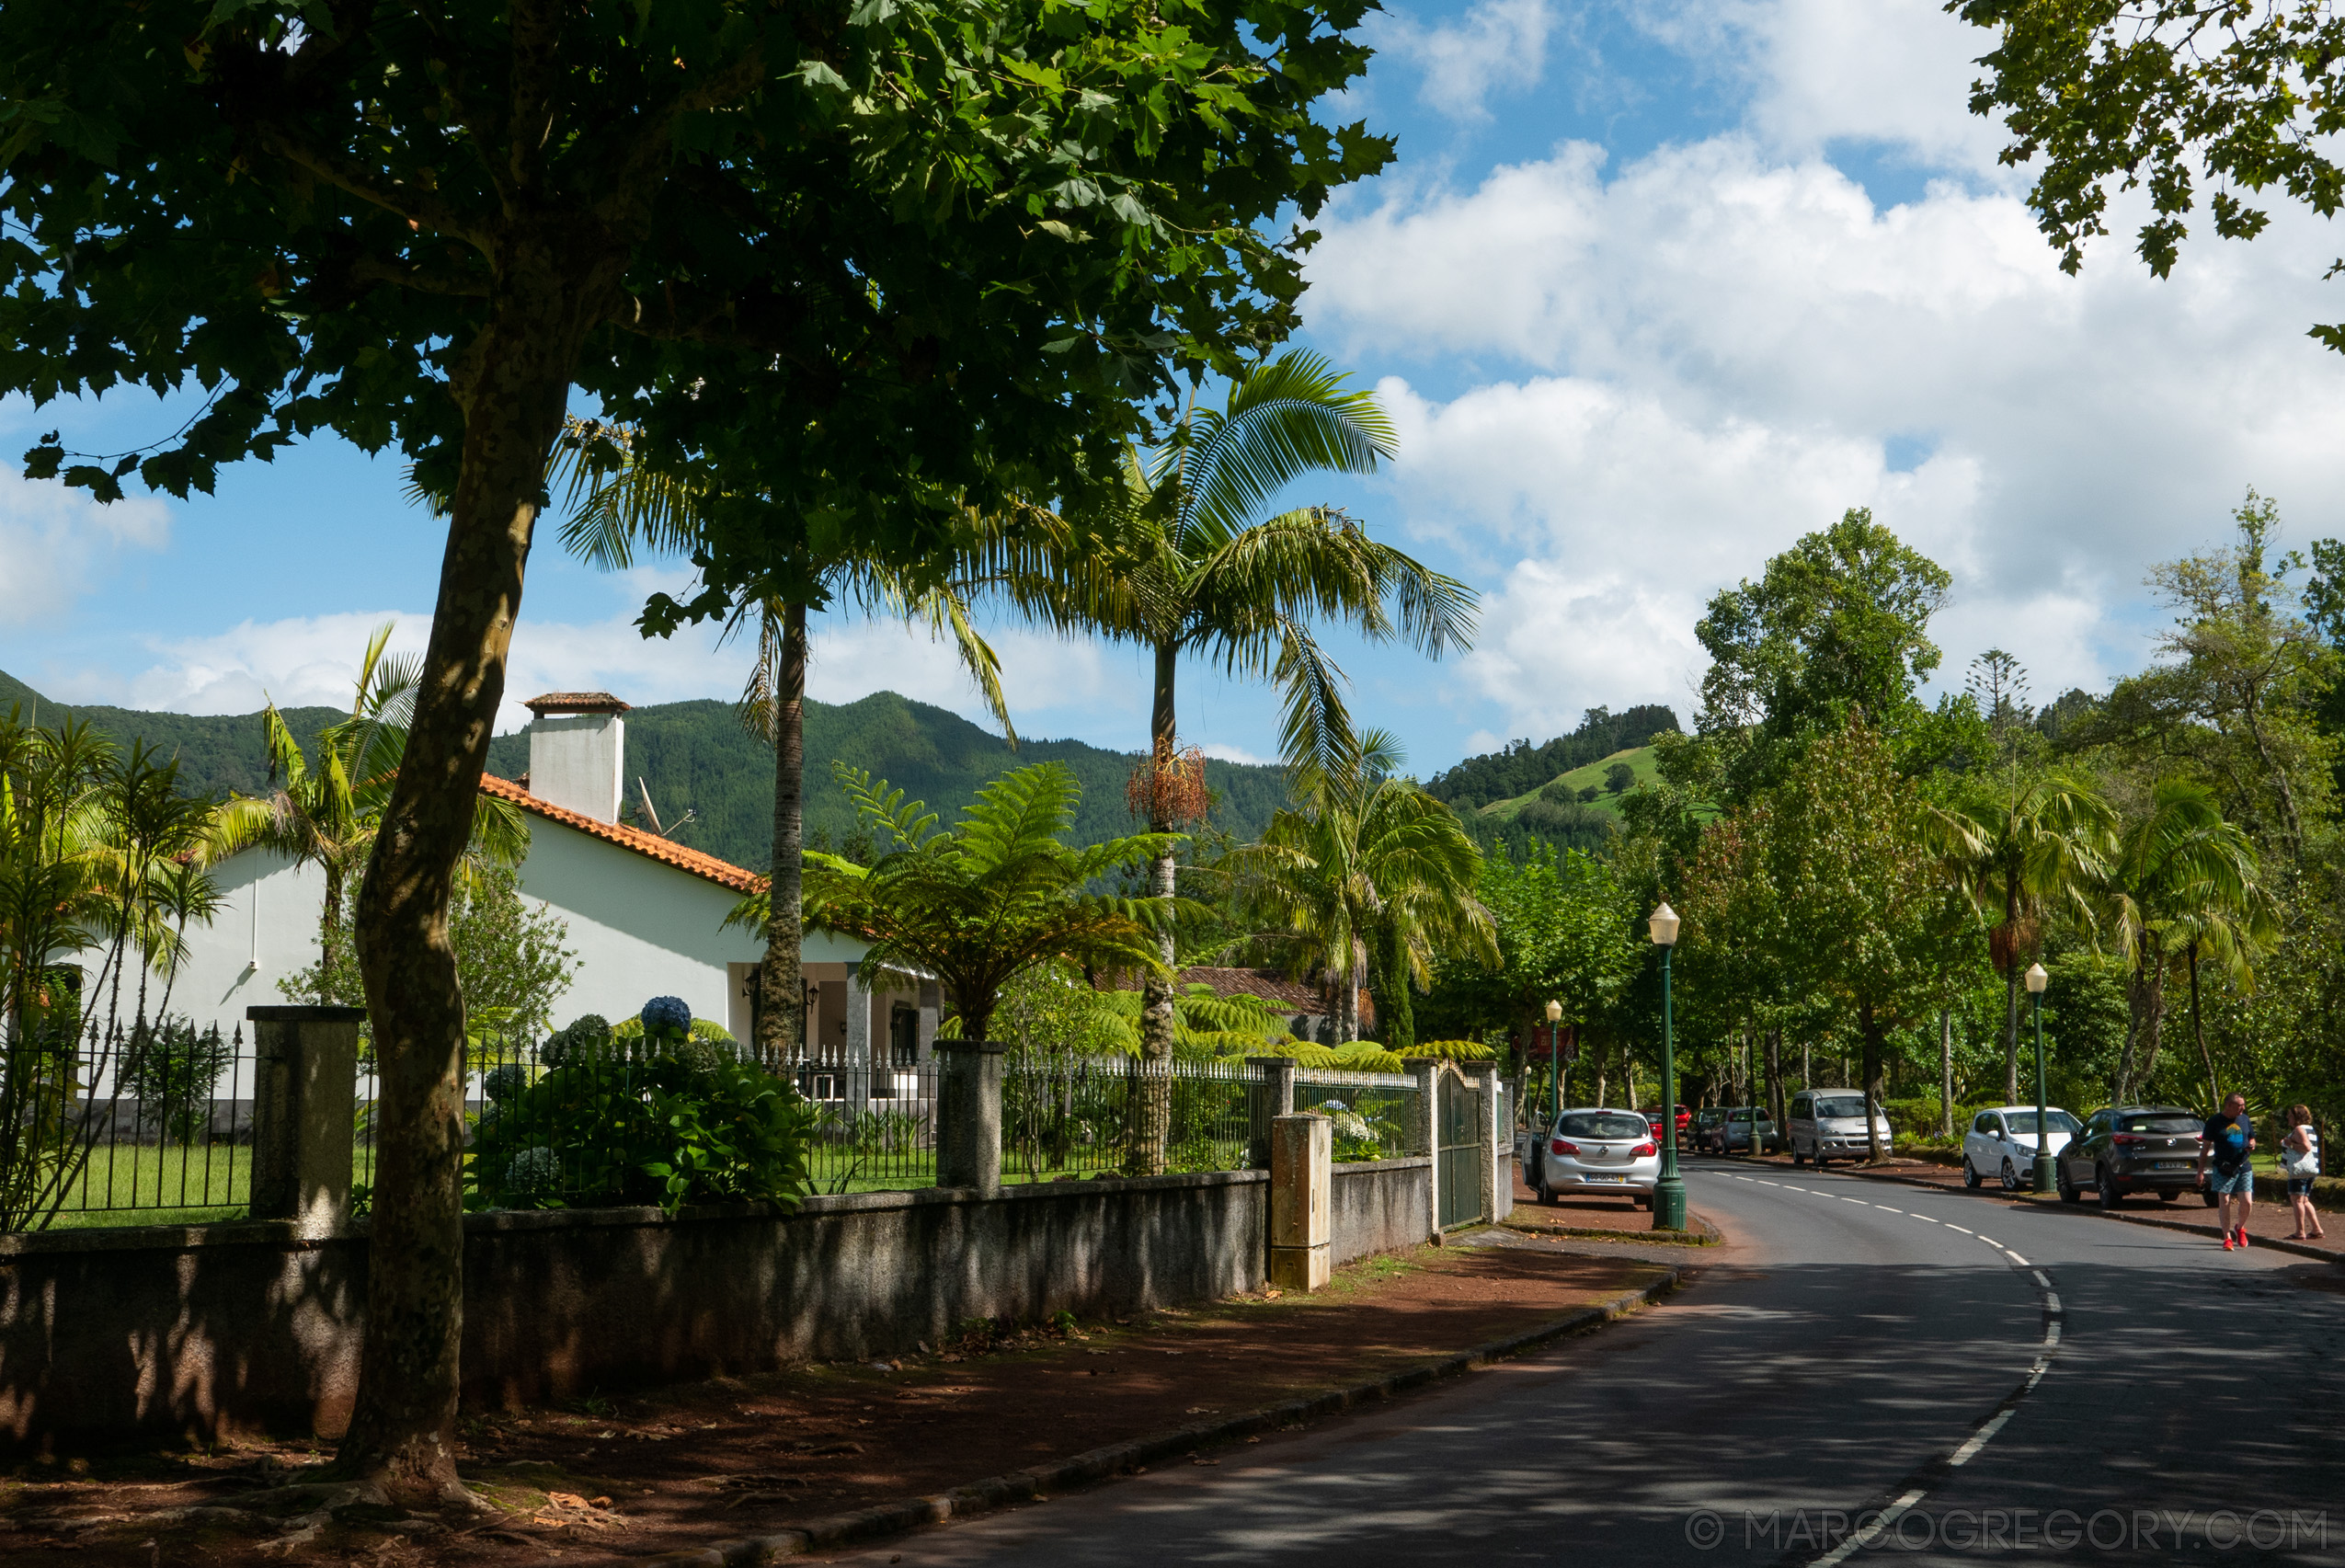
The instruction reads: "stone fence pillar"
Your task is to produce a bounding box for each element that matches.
[935,1038,1005,1196]
[1247,1056,1299,1169]
[247,1005,362,1238]
[1268,1113,1332,1291]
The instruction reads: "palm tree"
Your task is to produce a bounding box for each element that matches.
[1232,731,1495,1051]
[1932,766,2117,1100]
[1018,352,1476,1070]
[217,623,527,997]
[547,423,1015,1066]
[2102,778,2276,1104]
[728,761,1179,1044]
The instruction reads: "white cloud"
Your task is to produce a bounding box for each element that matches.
[1368,0,1555,121]
[0,467,171,627]
[1197,741,1270,765]
[1309,129,2345,738]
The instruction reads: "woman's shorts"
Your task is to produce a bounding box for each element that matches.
[2288,1175,2317,1197]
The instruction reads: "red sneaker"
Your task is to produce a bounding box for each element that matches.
[2224,1233,2236,1251]
[2236,1229,2249,1249]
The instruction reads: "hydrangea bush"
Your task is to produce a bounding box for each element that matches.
[467,999,818,1213]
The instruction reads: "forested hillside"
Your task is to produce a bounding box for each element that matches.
[0,671,1290,870]
[1423,704,1679,809]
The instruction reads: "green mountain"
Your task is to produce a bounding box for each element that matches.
[1425,705,1680,859]
[1482,744,1661,821]
[0,670,1290,870]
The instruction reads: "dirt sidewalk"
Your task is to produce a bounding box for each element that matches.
[0,1231,1696,1567]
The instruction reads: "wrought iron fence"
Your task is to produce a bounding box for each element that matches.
[5,1019,258,1230]
[1003,1055,1261,1183]
[1293,1068,1424,1162]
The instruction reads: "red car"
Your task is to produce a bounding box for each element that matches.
[1642,1104,1693,1142]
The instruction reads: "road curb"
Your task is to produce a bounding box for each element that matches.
[595,1266,1687,1566]
[1755,1157,2345,1267]
[1497,1213,1722,1246]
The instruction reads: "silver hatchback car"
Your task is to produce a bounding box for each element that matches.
[1522,1106,1661,1207]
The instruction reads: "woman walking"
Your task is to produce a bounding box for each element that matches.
[2282,1104,2325,1242]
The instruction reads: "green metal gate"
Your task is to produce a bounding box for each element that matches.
[1436,1070,1481,1229]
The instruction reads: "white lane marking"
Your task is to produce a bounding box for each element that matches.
[1764,1167,2064,1568]
[1813,1486,1930,1568]
[1840,1196,1871,1206]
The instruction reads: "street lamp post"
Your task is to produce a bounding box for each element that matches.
[1650,902,1687,1230]
[2027,963,2053,1194]
[1545,1000,1563,1126]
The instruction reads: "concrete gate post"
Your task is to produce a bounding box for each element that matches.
[1462,1059,1504,1225]
[246,1004,363,1239]
[935,1038,1005,1196]
[1247,1057,1299,1168]
[1268,1113,1333,1291]
[1405,1059,1440,1240]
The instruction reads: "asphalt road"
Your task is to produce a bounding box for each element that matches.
[829,1161,2345,1568]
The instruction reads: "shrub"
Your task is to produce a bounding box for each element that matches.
[468,1040,821,1213]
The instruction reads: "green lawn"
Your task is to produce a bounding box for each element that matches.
[1482,745,1660,821]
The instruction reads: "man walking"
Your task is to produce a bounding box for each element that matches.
[2201,1093,2257,1250]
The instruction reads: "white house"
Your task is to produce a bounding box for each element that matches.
[170,692,938,1101]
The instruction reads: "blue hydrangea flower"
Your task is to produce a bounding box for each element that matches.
[483,1063,530,1103]
[640,995,693,1038]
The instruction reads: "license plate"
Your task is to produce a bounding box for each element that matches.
[2155,1161,2186,1171]
[1584,1173,1627,1185]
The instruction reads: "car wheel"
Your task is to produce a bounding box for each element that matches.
[1791,1142,1808,1167]
[2001,1157,2022,1192]
[2097,1165,2123,1209]
[2158,1190,2178,1203]
[1962,1157,1982,1189]
[1536,1173,1556,1206]
[2202,1185,2221,1208]
[2057,1162,2081,1205]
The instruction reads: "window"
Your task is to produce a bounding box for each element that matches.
[1814,1095,1869,1119]
[1973,1113,1998,1135]
[1558,1112,1653,1140]
[2122,1114,2202,1135]
[888,1005,920,1068]
[2004,1111,2079,1137]
[1791,1094,1812,1118]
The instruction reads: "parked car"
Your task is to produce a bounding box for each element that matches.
[1691,1107,1727,1148]
[1523,1106,1661,1207]
[1961,1105,2079,1191]
[1701,1105,1782,1155]
[1641,1104,1693,1143]
[1787,1090,1893,1166]
[2056,1104,2209,1207]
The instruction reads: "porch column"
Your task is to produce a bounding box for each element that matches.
[916,979,943,1062]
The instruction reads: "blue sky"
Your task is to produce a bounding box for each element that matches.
[10,0,2345,774]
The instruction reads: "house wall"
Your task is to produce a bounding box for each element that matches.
[158,818,866,1051]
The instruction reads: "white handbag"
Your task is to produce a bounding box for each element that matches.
[2283,1132,2320,1177]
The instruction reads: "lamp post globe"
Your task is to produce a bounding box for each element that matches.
[1545,1000,1563,1125]
[1649,903,1687,1230]
[2025,963,2053,1194]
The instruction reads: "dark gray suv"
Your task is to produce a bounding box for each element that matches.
[2057,1104,2206,1207]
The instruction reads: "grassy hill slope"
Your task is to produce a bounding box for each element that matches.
[0,670,1289,870]
[1483,745,1660,821]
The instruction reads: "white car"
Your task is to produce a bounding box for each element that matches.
[1521,1106,1661,1207]
[1962,1104,2080,1191]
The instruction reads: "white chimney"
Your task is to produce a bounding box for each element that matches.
[523,692,630,823]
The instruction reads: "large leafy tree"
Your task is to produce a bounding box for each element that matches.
[1692,508,1952,798]
[1024,351,1475,1074]
[1952,0,2345,354]
[0,0,1384,1492]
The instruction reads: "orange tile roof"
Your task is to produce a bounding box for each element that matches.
[477,773,764,894]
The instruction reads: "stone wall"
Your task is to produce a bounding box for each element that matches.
[0,1171,1271,1458]
[1329,1156,1434,1265]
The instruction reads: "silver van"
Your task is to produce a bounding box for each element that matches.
[1789,1089,1893,1166]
